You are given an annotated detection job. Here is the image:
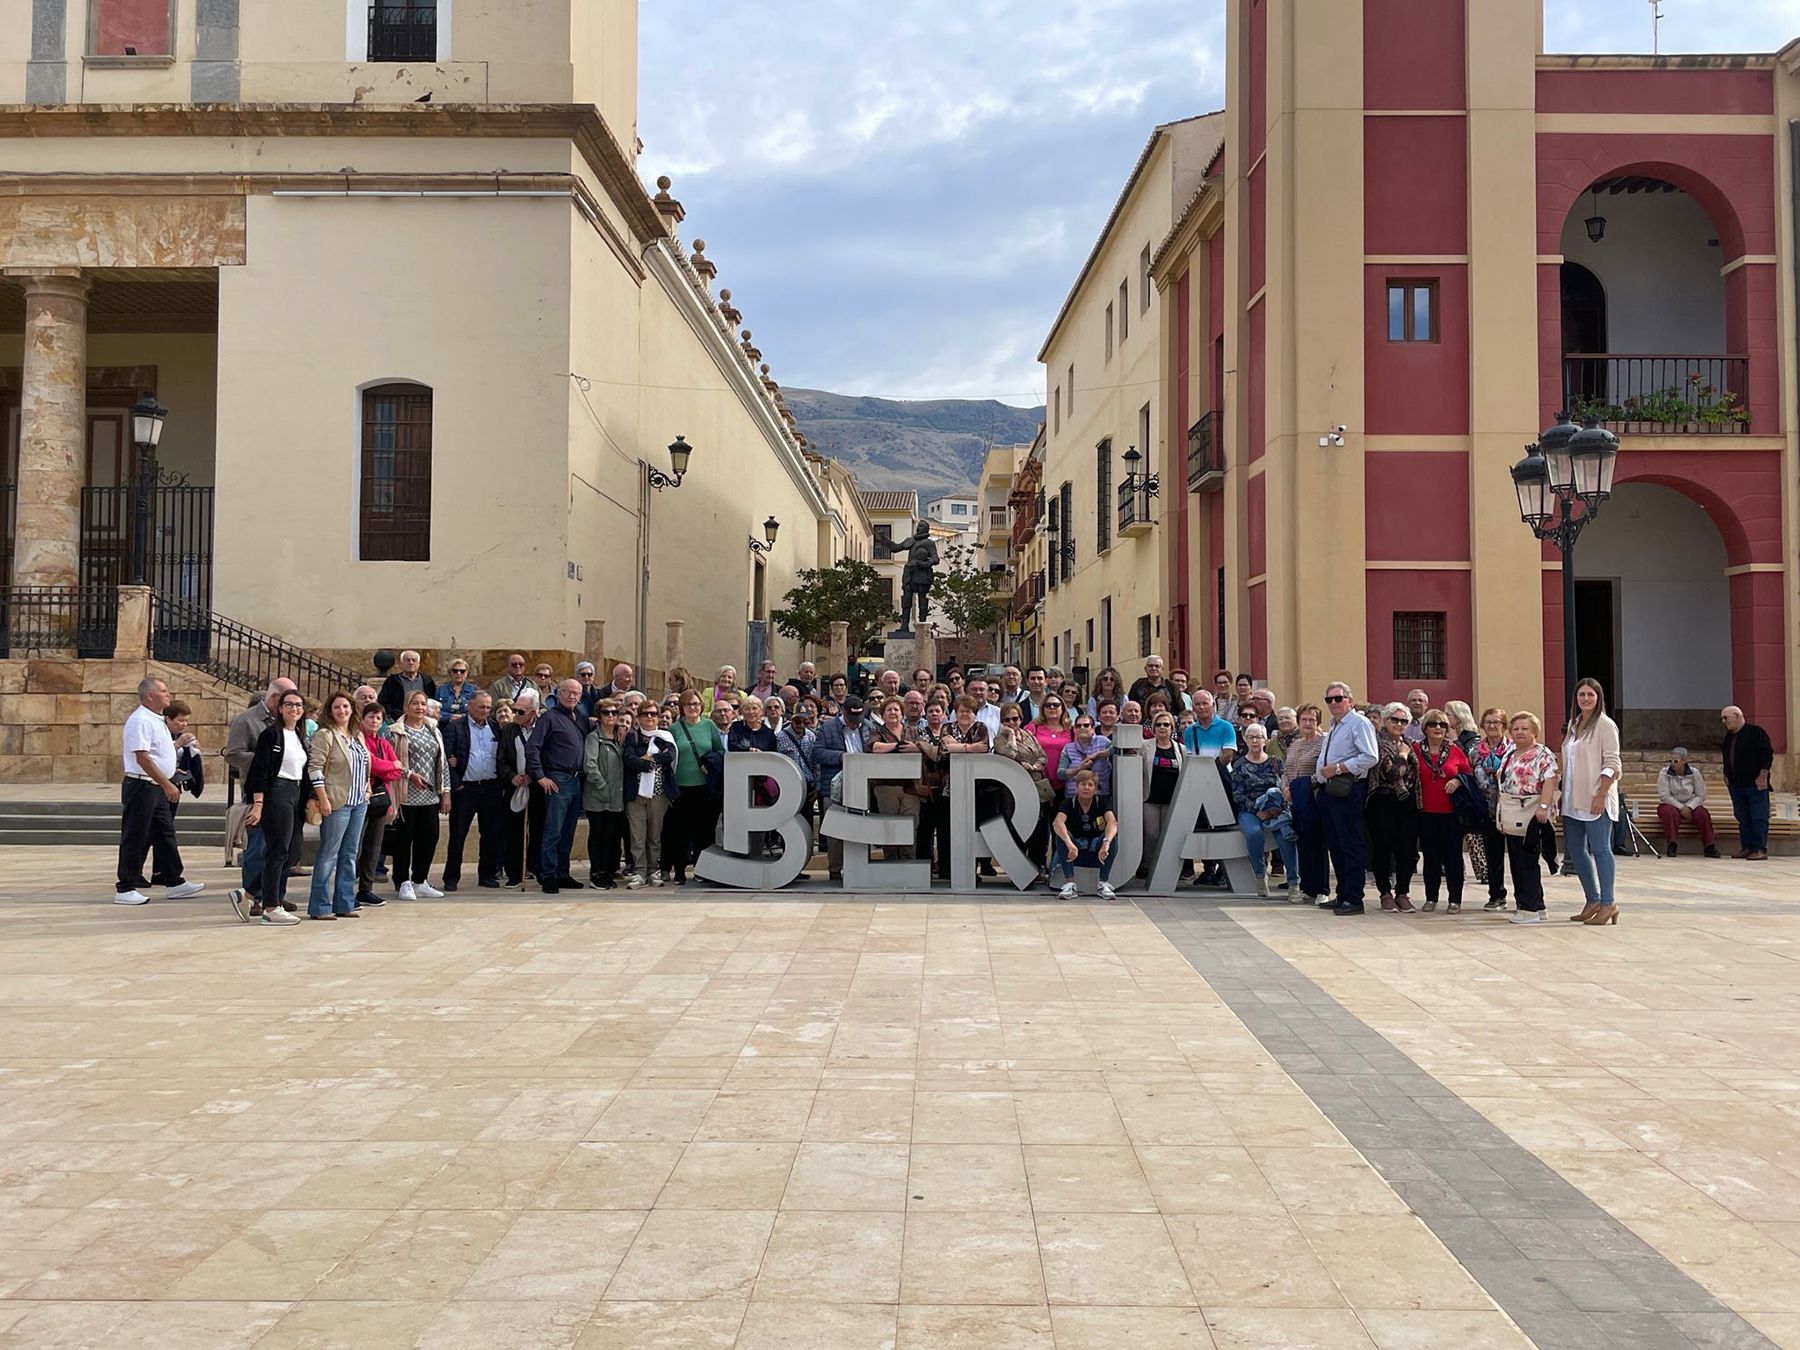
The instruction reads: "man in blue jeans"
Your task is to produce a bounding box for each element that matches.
[1721,705,1774,860]
[1312,680,1380,916]
[528,679,590,894]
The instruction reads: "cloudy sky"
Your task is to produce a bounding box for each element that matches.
[639,1,1800,407]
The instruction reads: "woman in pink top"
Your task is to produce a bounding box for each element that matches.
[1032,694,1075,796]
[354,700,405,909]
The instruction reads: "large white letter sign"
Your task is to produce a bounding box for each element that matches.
[1106,724,1147,885]
[693,751,810,890]
[818,752,931,891]
[947,753,1037,891]
[1145,755,1256,895]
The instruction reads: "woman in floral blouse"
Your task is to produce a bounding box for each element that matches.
[994,701,1052,871]
[1497,711,1560,925]
[1367,704,1420,912]
[1228,723,1287,897]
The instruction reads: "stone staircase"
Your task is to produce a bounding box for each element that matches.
[0,798,231,849]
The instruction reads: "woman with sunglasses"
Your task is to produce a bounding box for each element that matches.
[1415,709,1472,912]
[1367,703,1421,912]
[240,689,311,924]
[1143,709,1184,863]
[1086,666,1124,720]
[1031,693,1075,801]
[437,659,478,724]
[1469,707,1513,911]
[995,699,1053,868]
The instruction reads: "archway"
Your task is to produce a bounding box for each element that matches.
[1573,482,1730,748]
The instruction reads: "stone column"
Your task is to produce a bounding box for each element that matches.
[7,268,89,591]
[113,584,152,660]
[664,619,686,676]
[828,621,849,679]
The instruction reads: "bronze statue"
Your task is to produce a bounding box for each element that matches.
[891,518,939,635]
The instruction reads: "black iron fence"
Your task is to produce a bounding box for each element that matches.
[1562,355,1750,433]
[1117,479,1154,533]
[1,481,14,590]
[368,3,438,60]
[151,593,361,709]
[79,483,214,612]
[1188,411,1224,489]
[0,585,118,659]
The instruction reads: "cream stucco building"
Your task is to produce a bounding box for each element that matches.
[1036,113,1222,686]
[0,0,855,694]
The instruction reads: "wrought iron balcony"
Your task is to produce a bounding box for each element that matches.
[1187,411,1224,490]
[1562,355,1749,434]
[1117,476,1157,538]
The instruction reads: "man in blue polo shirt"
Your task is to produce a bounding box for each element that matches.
[1181,690,1237,763]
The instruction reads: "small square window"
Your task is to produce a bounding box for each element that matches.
[1386,281,1438,343]
[1393,611,1447,681]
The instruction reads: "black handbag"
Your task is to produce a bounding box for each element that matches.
[1322,773,1355,800]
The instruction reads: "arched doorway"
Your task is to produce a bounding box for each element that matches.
[1573,482,1730,748]
[1560,261,1606,406]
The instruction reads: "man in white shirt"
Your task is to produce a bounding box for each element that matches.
[115,677,205,906]
[968,677,1002,742]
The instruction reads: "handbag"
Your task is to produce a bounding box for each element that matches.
[1322,773,1355,800]
[1497,793,1540,838]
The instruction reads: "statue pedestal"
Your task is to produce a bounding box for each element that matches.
[883,629,936,683]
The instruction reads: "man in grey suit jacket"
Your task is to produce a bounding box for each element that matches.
[811,696,868,881]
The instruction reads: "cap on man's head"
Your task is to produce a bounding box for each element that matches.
[842,696,866,716]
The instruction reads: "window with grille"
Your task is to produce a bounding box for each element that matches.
[873,524,892,558]
[1046,496,1059,591]
[359,383,433,561]
[1138,613,1152,658]
[1059,481,1074,581]
[1393,611,1447,681]
[369,0,438,62]
[1095,440,1112,553]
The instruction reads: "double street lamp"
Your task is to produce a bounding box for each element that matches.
[1510,412,1620,717]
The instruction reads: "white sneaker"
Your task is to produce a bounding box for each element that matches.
[627,874,646,890]
[112,890,148,905]
[1097,882,1117,901]
[165,880,206,899]
[1057,881,1078,901]
[396,882,417,902]
[649,871,664,887]
[1255,875,1270,898]
[261,908,301,925]
[414,881,444,899]
[1290,891,1312,906]
[228,888,251,923]
[1508,910,1545,925]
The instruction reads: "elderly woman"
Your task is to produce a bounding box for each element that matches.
[1229,722,1290,897]
[1497,711,1559,924]
[702,665,739,713]
[1415,708,1472,912]
[995,698,1052,870]
[1469,707,1512,911]
[1282,703,1328,904]
[915,699,954,878]
[386,689,451,901]
[1142,708,1184,865]
[665,689,725,885]
[869,695,920,860]
[1272,706,1300,761]
[1058,712,1112,803]
[1657,746,1719,858]
[1367,702,1420,912]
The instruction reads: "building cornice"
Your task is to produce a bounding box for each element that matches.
[1150,178,1223,282]
[643,237,829,523]
[0,101,669,244]
[1537,53,1777,71]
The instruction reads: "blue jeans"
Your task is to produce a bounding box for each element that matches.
[240,826,266,897]
[1235,811,1296,879]
[540,772,583,880]
[309,801,367,917]
[1728,783,1770,853]
[1051,834,1113,881]
[1561,814,1616,907]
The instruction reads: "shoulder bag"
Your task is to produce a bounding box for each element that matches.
[1496,793,1540,838]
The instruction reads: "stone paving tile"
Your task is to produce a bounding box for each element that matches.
[2,846,1795,1346]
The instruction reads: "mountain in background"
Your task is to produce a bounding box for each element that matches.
[785,389,1045,504]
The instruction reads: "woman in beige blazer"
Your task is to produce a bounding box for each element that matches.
[1560,678,1622,925]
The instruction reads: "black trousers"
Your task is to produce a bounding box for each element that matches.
[390,803,441,884]
[923,795,951,878]
[1539,818,1559,871]
[526,784,545,879]
[1506,821,1547,911]
[1289,779,1330,899]
[1417,811,1464,905]
[356,800,391,896]
[116,777,184,893]
[1317,780,1368,904]
[444,779,504,886]
[666,791,718,877]
[586,810,624,885]
[1366,794,1418,896]
[259,778,303,907]
[1481,824,1508,901]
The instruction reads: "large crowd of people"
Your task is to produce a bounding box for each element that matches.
[111,651,1778,927]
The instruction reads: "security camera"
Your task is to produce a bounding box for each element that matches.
[1327,426,1347,447]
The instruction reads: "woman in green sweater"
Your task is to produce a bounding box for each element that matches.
[666,689,725,884]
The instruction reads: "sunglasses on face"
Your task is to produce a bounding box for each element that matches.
[1325,695,1349,704]
[1425,721,1448,730]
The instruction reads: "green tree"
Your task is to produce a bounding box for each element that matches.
[771,557,894,654]
[933,543,1007,650]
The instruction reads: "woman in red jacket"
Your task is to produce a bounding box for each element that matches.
[1415,708,1473,912]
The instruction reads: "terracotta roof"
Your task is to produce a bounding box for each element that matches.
[858,489,919,515]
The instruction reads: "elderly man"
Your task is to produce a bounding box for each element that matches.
[1721,706,1774,860]
[1251,687,1279,734]
[1402,688,1429,743]
[1213,670,1238,723]
[115,677,207,907]
[968,676,1002,741]
[1314,680,1380,915]
[749,660,781,702]
[225,677,298,916]
[528,679,590,893]
[903,689,928,733]
[1181,689,1236,764]
[443,692,504,890]
[912,666,935,695]
[379,650,435,721]
[1128,655,1175,710]
[1119,700,1144,726]
[791,661,818,699]
[877,668,904,701]
[603,661,637,698]
[1656,746,1719,858]
[813,695,869,881]
[489,654,531,705]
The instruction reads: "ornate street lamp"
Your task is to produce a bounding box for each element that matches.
[649,435,693,492]
[1121,445,1159,497]
[640,436,696,677]
[749,516,779,555]
[128,392,168,587]
[1511,411,1619,719]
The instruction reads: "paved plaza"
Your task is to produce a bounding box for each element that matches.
[0,847,1796,1349]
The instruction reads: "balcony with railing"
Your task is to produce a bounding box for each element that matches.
[1117,479,1156,538]
[1009,570,1045,621]
[1187,411,1224,490]
[1562,355,1749,434]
